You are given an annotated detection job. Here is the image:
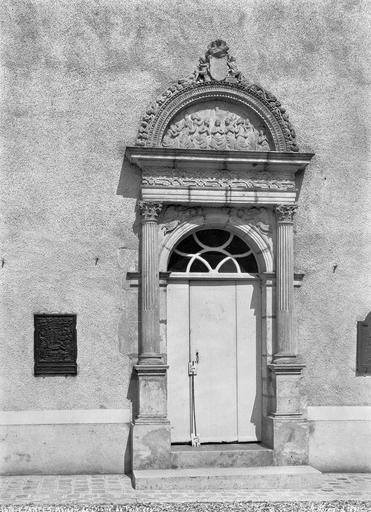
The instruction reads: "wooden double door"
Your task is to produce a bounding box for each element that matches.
[167,279,261,444]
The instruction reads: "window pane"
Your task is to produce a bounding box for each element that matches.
[168,252,190,271]
[225,235,250,255]
[237,254,258,272]
[196,229,230,247]
[175,234,202,254]
[167,228,259,273]
[219,259,238,273]
[201,251,227,269]
[190,259,209,272]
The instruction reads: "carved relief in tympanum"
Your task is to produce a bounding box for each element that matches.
[162,103,272,151]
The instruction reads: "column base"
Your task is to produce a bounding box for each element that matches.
[268,360,305,416]
[134,363,168,421]
[131,363,171,470]
[271,352,304,366]
[137,352,164,365]
[264,357,308,464]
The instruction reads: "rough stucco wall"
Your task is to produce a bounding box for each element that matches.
[0,0,370,411]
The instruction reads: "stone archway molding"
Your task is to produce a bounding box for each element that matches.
[136,39,298,152]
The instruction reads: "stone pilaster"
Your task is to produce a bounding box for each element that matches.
[266,204,308,465]
[132,201,170,470]
[138,200,163,364]
[274,204,297,362]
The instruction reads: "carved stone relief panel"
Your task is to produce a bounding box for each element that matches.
[142,168,295,192]
[357,312,371,376]
[34,314,77,375]
[162,101,272,151]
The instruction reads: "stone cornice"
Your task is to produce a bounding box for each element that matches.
[126,146,314,173]
[126,148,314,206]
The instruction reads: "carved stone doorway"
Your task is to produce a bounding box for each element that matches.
[125,40,314,471]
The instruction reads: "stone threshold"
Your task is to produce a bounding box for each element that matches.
[133,465,322,490]
[171,442,271,452]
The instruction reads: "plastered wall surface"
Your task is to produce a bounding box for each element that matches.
[1,0,370,417]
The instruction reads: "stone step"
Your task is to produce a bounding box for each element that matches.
[170,443,273,468]
[133,465,322,490]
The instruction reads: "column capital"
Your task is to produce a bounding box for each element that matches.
[275,204,298,223]
[138,201,163,222]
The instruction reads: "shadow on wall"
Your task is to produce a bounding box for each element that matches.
[117,155,142,423]
[117,158,141,200]
[249,283,263,441]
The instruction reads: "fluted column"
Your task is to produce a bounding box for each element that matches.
[132,200,171,470]
[138,200,163,364]
[274,204,297,362]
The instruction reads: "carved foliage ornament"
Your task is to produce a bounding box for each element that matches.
[142,169,295,191]
[136,40,298,152]
[138,201,163,221]
[275,204,298,222]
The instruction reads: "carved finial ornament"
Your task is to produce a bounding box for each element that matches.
[195,39,243,83]
[275,204,298,223]
[136,40,299,152]
[138,201,163,221]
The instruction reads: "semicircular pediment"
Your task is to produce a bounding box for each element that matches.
[136,40,298,152]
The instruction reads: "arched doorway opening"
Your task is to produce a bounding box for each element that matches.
[166,227,262,445]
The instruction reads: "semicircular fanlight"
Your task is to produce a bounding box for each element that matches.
[168,229,258,273]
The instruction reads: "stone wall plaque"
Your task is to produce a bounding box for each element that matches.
[34,314,77,376]
[357,312,371,376]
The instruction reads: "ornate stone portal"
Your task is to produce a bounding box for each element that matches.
[125,40,314,472]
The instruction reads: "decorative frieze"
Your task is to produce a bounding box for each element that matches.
[142,169,295,192]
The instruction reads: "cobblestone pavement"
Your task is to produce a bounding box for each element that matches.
[0,473,370,505]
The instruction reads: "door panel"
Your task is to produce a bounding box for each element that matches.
[236,281,261,441]
[190,281,237,442]
[167,279,261,444]
[167,281,190,442]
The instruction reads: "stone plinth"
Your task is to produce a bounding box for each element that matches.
[132,422,171,470]
[132,364,171,470]
[266,362,308,465]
